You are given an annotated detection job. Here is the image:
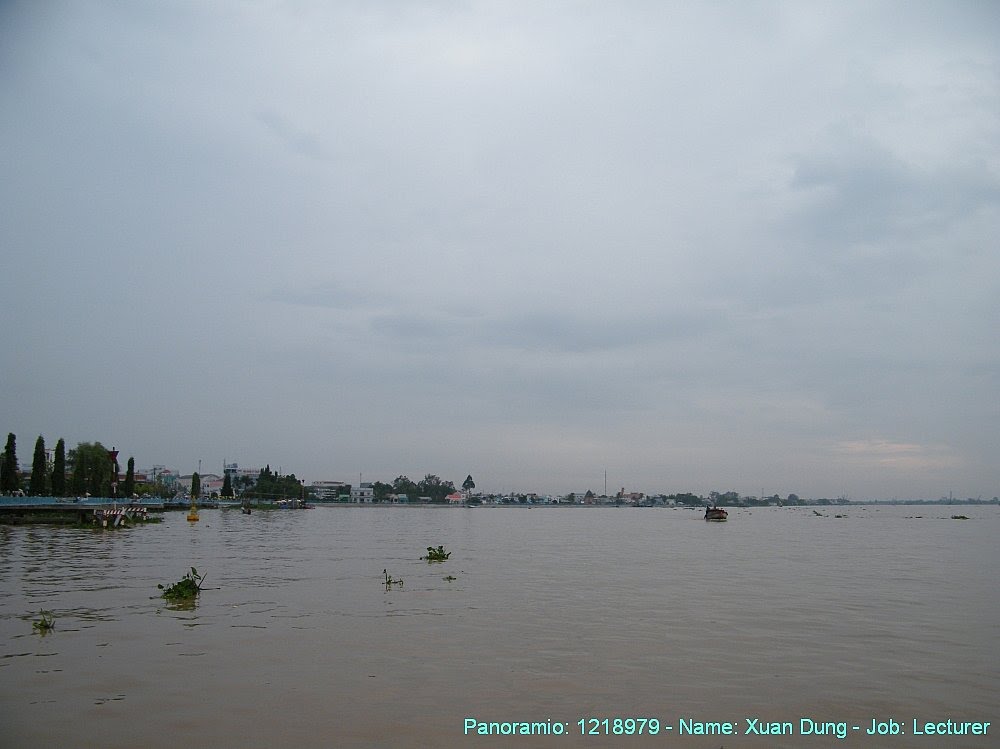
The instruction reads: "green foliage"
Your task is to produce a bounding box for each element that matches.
[190,472,201,499]
[123,457,136,498]
[462,474,476,492]
[670,492,704,507]
[1,433,18,493]
[423,545,451,562]
[29,435,48,496]
[417,474,456,503]
[221,471,233,498]
[392,475,418,496]
[51,438,67,497]
[242,465,310,501]
[384,474,458,502]
[68,442,114,497]
[393,475,416,494]
[134,475,173,499]
[157,567,205,600]
[233,473,256,493]
[32,611,55,633]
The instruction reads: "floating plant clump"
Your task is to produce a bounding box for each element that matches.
[423,545,451,562]
[158,567,205,601]
[32,611,55,633]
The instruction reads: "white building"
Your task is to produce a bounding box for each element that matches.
[350,483,374,503]
[224,463,261,488]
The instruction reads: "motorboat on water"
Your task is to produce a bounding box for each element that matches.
[704,505,728,521]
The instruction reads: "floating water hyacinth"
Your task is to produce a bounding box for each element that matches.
[158,567,205,601]
[423,545,450,562]
[32,611,55,633]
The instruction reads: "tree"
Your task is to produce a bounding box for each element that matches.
[258,465,273,485]
[68,442,114,497]
[242,466,312,501]
[1,433,19,493]
[51,438,66,497]
[191,472,201,499]
[70,447,88,496]
[234,473,255,493]
[417,474,456,503]
[392,475,418,496]
[29,435,48,495]
[671,492,703,506]
[221,471,233,498]
[123,457,136,498]
[462,474,476,493]
[135,474,171,499]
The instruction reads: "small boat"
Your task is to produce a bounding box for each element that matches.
[704,505,728,522]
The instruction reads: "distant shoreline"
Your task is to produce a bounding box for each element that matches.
[2,496,995,508]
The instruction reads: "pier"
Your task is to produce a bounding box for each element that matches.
[0,498,164,525]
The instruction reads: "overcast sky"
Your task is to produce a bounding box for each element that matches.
[2,1,997,499]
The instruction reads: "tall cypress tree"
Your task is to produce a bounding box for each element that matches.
[51,438,67,497]
[191,472,201,499]
[124,457,136,498]
[29,435,47,496]
[1,433,18,494]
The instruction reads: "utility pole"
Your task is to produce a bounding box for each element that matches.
[109,447,119,501]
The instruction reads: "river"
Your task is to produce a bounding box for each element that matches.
[1,504,997,748]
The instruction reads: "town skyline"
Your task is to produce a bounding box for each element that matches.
[3,430,994,504]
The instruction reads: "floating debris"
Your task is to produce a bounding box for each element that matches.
[383,569,403,588]
[32,611,55,634]
[423,545,451,562]
[158,567,205,601]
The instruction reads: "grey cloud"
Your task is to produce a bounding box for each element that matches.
[354,299,728,356]
[474,308,725,355]
[790,141,1000,248]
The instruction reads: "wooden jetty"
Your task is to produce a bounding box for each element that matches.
[0,499,164,525]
